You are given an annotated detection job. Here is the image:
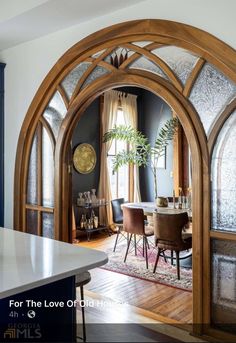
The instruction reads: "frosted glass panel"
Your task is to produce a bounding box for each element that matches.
[152,46,199,85]
[43,107,62,140]
[211,239,236,331]
[26,210,38,235]
[61,62,91,99]
[129,56,168,79]
[42,128,54,208]
[48,91,67,118]
[42,212,54,238]
[189,63,236,134]
[91,49,106,58]
[132,41,153,47]
[27,131,38,205]
[43,91,66,140]
[82,66,109,89]
[211,110,236,232]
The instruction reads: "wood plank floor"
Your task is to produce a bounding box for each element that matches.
[75,290,204,342]
[76,231,192,324]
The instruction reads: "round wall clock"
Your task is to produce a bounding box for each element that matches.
[73,143,97,174]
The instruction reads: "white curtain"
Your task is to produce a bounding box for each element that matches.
[121,93,141,203]
[98,90,119,226]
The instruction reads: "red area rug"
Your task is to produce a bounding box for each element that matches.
[101,241,192,291]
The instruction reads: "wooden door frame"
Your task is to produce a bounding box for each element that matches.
[13,19,236,338]
[54,71,207,331]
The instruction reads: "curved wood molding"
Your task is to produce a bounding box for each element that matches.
[14,19,236,337]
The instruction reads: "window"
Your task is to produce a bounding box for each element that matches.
[107,109,129,200]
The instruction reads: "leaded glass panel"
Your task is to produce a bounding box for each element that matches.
[42,128,54,208]
[128,56,168,79]
[27,131,38,205]
[189,63,236,134]
[211,110,236,232]
[81,66,110,89]
[211,239,236,332]
[61,62,91,99]
[152,46,199,85]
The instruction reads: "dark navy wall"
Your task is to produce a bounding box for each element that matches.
[138,90,173,201]
[71,98,100,203]
[0,63,6,227]
[71,88,173,204]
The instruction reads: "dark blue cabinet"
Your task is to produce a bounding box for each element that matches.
[0,63,6,227]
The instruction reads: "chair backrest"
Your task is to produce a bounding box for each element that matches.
[123,206,145,235]
[111,198,124,224]
[153,212,189,249]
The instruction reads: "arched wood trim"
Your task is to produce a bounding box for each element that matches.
[14,19,236,339]
[208,97,236,156]
[53,72,208,329]
[183,58,205,97]
[121,43,183,91]
[57,84,69,109]
[39,117,56,152]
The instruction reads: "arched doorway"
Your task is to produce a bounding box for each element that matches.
[14,20,236,339]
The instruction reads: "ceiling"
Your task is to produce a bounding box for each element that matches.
[0,0,145,51]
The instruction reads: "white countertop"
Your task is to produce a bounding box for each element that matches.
[0,227,108,299]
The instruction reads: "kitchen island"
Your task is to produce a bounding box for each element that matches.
[0,227,108,342]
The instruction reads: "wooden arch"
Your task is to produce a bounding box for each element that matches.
[14,19,236,338]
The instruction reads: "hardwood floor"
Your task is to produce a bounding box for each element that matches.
[76,231,192,324]
[75,290,203,342]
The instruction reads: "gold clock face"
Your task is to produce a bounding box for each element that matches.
[73,143,97,174]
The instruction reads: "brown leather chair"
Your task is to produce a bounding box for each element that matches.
[153,212,192,279]
[123,206,154,269]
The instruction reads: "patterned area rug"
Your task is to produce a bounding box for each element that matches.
[101,241,192,291]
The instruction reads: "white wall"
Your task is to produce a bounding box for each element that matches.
[0,0,236,228]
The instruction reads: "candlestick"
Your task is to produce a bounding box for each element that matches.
[173,190,176,209]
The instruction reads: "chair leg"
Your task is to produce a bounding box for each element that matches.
[134,234,137,256]
[113,228,120,252]
[124,234,133,262]
[171,250,174,265]
[80,286,86,342]
[176,251,180,280]
[153,248,161,273]
[144,237,148,269]
[142,236,145,257]
[163,251,167,263]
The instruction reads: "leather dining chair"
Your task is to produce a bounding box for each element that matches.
[123,206,154,269]
[153,212,192,280]
[111,198,125,252]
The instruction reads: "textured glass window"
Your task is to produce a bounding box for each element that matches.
[91,49,106,58]
[26,210,38,235]
[81,66,110,89]
[27,131,38,205]
[128,56,168,79]
[152,46,199,86]
[61,62,91,99]
[211,239,236,332]
[43,91,67,139]
[211,110,236,232]
[42,212,54,239]
[189,63,236,134]
[132,41,153,47]
[42,128,54,208]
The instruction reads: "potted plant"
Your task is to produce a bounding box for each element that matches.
[103,117,179,206]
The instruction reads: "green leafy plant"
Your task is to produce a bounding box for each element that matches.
[103,117,179,199]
